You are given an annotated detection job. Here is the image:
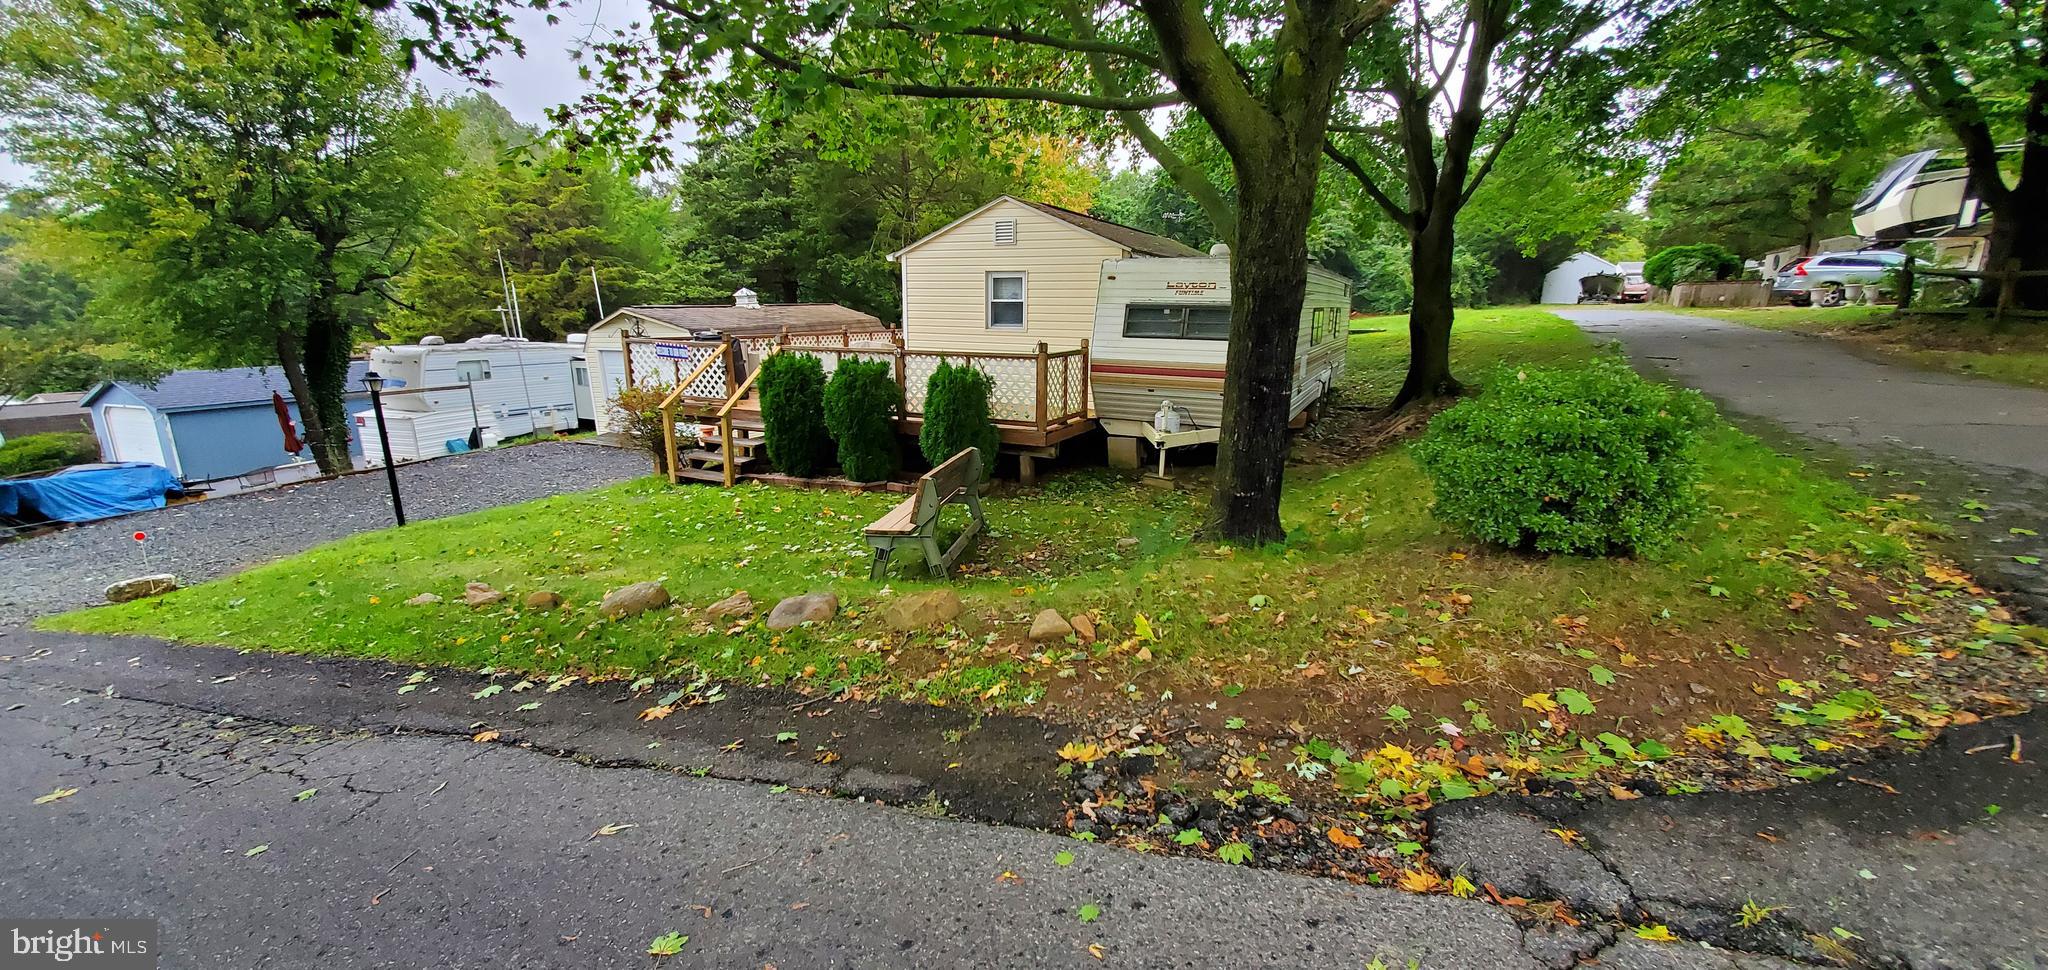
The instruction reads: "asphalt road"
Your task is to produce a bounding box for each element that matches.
[1,679,1556,970]
[1561,306,2048,616]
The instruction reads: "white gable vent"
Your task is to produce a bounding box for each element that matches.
[993,219,1017,246]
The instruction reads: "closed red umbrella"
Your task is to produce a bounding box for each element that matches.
[272,391,303,454]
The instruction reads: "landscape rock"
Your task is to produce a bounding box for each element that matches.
[766,592,839,630]
[105,574,177,604]
[1070,613,1097,642]
[1028,608,1074,642]
[883,589,963,631]
[462,582,505,608]
[403,592,442,606]
[522,590,565,610]
[600,581,671,619]
[702,590,755,622]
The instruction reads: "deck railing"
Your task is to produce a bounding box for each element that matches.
[786,340,1091,434]
[625,331,1092,439]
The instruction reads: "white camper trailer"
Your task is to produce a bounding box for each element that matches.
[1090,251,1350,468]
[358,335,580,462]
[1851,148,2015,248]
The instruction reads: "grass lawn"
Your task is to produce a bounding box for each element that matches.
[48,307,2041,817]
[1672,305,2048,390]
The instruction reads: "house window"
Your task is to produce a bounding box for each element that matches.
[993,220,1017,246]
[1122,304,1230,340]
[1309,307,1344,347]
[988,273,1026,330]
[455,359,492,382]
[574,368,588,386]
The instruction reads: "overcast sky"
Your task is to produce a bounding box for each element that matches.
[1,4,632,188]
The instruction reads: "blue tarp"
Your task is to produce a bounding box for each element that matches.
[0,463,184,523]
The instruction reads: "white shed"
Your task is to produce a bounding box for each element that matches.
[1540,253,1622,305]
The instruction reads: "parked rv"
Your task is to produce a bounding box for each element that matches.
[358,335,581,463]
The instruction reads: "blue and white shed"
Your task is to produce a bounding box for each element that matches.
[82,365,373,484]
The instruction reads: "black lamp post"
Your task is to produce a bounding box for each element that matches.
[362,370,406,526]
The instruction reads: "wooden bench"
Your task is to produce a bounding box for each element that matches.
[863,447,986,579]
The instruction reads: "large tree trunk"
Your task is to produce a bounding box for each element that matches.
[1208,160,1320,544]
[1391,219,1463,408]
[273,330,340,475]
[300,240,356,475]
[1977,177,2048,311]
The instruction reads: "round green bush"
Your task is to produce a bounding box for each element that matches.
[1642,244,1741,289]
[1410,360,1715,555]
[918,361,998,479]
[0,432,99,477]
[757,352,831,477]
[822,358,901,482]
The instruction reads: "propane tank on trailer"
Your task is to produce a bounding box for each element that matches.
[1152,400,1184,434]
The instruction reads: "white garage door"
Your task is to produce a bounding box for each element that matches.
[104,405,168,467]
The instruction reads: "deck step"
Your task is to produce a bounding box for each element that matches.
[681,449,763,465]
[697,434,766,450]
[673,467,729,484]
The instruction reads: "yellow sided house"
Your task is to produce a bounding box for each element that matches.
[890,196,1351,469]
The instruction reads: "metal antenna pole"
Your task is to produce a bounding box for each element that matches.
[591,265,606,318]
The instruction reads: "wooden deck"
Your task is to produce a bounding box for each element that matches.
[641,333,1099,485]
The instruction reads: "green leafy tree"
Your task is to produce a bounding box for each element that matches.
[1644,0,2048,308]
[919,362,1000,479]
[1325,0,1626,406]
[822,359,901,483]
[757,353,831,477]
[1643,244,1741,289]
[1645,78,1923,258]
[0,0,452,474]
[387,95,671,343]
[397,0,1420,544]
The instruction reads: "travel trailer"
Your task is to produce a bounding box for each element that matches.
[1089,252,1349,445]
[358,335,580,462]
[890,196,1351,467]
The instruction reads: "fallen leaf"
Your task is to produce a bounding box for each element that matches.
[592,823,637,838]
[1327,826,1363,849]
[245,844,269,857]
[471,729,500,743]
[33,787,78,805]
[638,705,674,722]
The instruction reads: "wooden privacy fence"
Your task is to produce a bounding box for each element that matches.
[1896,256,2048,321]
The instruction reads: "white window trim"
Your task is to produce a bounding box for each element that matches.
[987,272,1027,331]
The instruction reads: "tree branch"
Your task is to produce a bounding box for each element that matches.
[1324,139,1414,230]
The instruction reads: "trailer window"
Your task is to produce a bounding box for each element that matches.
[1309,307,1344,347]
[455,359,492,382]
[1123,304,1229,340]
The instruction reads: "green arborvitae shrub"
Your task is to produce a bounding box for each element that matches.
[0,432,99,477]
[1410,359,1716,555]
[822,358,901,482]
[1642,244,1741,289]
[757,352,830,477]
[918,361,999,478]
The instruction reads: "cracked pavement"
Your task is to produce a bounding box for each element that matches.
[0,631,1823,968]
[4,678,1557,969]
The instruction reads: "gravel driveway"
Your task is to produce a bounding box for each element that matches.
[0,440,650,626]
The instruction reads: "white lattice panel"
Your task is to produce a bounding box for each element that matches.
[902,355,940,414]
[1052,354,1086,419]
[979,356,1038,422]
